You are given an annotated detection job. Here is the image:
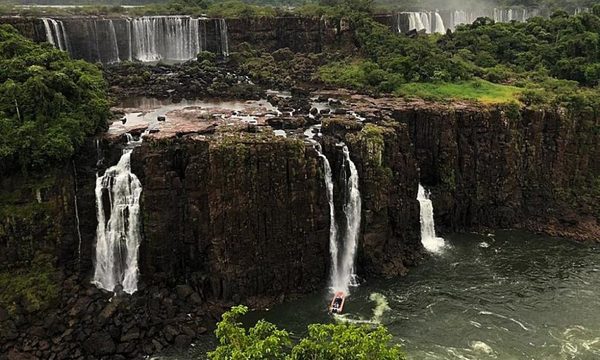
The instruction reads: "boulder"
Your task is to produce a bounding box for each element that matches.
[83,331,116,356]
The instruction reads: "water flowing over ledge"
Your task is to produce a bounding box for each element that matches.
[41,16,229,63]
[397,7,544,34]
[417,184,445,253]
[317,143,362,295]
[92,135,143,294]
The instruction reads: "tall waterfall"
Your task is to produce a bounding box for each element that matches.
[41,16,229,63]
[315,145,339,290]
[339,145,361,293]
[417,184,445,253]
[92,135,143,294]
[316,145,362,295]
[41,18,69,52]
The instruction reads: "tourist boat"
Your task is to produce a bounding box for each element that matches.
[329,291,345,314]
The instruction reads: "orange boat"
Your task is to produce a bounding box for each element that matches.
[329,291,345,314]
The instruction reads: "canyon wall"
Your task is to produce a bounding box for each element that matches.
[0,10,548,62]
[393,103,600,241]
[0,15,352,63]
[0,124,422,304]
[2,102,598,302]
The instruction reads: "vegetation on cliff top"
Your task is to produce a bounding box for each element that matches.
[209,305,406,359]
[0,25,109,174]
[316,5,600,107]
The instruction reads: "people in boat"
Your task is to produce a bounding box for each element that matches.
[330,292,345,314]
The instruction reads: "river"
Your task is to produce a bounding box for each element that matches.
[242,230,600,359]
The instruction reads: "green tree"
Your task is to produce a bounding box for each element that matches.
[208,305,406,360]
[0,24,109,174]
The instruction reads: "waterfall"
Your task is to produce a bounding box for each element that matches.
[41,16,228,63]
[404,12,427,33]
[316,144,361,295]
[421,12,431,33]
[42,18,69,51]
[127,18,133,61]
[92,135,143,294]
[132,17,160,61]
[315,145,339,290]
[434,12,445,34]
[417,184,445,253]
[108,19,120,64]
[336,146,362,294]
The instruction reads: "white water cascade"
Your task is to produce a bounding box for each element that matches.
[42,18,69,52]
[92,135,143,294]
[316,145,362,295]
[402,12,445,34]
[41,16,229,63]
[218,18,229,57]
[340,146,361,292]
[132,16,204,62]
[434,12,446,34]
[417,184,445,253]
[315,145,339,290]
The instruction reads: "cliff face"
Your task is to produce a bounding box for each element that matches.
[0,15,351,63]
[320,118,422,277]
[131,135,330,302]
[1,101,598,302]
[392,103,600,241]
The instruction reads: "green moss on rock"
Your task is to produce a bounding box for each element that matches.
[0,252,60,315]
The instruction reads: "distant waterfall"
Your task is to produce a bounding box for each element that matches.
[41,18,69,52]
[92,135,143,294]
[400,8,542,34]
[317,145,362,295]
[402,12,445,34]
[218,18,229,57]
[417,184,445,253]
[41,16,229,63]
[434,12,446,34]
[132,16,204,62]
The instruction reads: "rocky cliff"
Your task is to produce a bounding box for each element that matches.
[1,93,599,358]
[330,94,600,241]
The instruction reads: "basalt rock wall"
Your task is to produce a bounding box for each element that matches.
[320,118,422,276]
[394,104,600,241]
[130,135,331,302]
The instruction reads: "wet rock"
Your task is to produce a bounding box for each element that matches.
[174,334,192,348]
[83,332,116,356]
[120,327,140,342]
[7,349,35,360]
[68,297,92,317]
[176,285,194,300]
[0,307,8,322]
[163,325,180,342]
[189,292,203,305]
[99,297,123,324]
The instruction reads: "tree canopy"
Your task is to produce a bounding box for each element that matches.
[318,4,600,108]
[208,305,406,360]
[0,24,109,173]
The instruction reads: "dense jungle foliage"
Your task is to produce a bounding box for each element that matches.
[318,3,600,108]
[0,25,109,173]
[208,305,406,360]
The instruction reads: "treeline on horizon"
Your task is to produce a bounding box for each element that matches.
[1,0,597,11]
